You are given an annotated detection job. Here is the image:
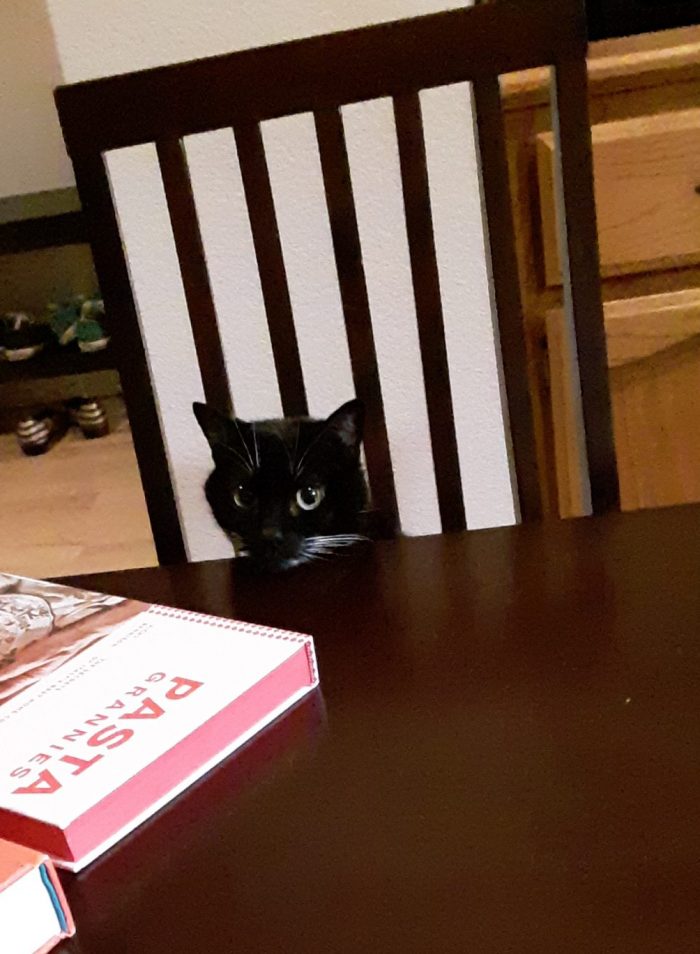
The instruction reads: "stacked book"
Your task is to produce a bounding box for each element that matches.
[0,572,319,952]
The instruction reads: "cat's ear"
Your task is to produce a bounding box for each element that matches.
[324,399,364,451]
[193,403,251,464]
[193,402,231,450]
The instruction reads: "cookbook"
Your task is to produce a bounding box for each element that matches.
[0,573,318,871]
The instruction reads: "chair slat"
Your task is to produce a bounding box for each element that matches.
[393,92,466,534]
[550,56,620,514]
[472,75,542,522]
[156,137,231,414]
[72,151,186,564]
[314,108,399,535]
[233,122,308,418]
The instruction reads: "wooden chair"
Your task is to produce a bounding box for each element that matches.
[55,0,618,564]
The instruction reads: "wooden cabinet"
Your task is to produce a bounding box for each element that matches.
[548,289,700,516]
[503,26,700,517]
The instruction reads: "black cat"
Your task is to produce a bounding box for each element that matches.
[193,399,369,571]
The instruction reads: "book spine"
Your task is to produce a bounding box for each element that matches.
[146,606,318,684]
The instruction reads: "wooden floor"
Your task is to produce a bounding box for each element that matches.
[0,402,157,579]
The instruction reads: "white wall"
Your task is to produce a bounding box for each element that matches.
[0,0,74,198]
[46,0,517,560]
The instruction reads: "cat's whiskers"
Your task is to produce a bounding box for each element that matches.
[225,447,254,475]
[232,419,255,472]
[299,546,330,563]
[307,534,369,544]
[293,425,326,478]
[292,421,301,472]
[252,424,260,469]
[303,534,369,557]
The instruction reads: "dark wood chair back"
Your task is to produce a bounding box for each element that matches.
[55,0,618,564]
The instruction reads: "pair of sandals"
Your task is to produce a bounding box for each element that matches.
[16,398,109,456]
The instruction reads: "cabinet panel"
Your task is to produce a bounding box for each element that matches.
[548,288,700,515]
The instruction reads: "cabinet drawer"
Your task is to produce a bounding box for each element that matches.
[537,108,700,285]
[547,287,700,517]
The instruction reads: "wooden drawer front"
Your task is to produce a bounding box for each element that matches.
[547,288,700,517]
[537,108,700,285]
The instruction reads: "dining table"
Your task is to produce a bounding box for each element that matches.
[57,504,700,953]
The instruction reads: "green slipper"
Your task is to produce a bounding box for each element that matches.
[76,298,109,353]
[48,300,81,346]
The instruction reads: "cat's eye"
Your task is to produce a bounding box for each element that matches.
[296,486,324,511]
[233,484,255,510]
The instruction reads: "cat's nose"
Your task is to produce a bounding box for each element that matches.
[262,526,283,543]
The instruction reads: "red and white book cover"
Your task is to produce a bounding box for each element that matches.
[0,573,318,872]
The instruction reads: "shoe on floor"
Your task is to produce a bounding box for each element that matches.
[16,408,68,456]
[65,397,109,439]
[1,313,52,362]
[76,298,109,353]
[48,299,82,346]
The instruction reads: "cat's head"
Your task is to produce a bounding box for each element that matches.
[193,399,368,572]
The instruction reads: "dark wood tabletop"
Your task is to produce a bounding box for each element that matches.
[59,505,700,953]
